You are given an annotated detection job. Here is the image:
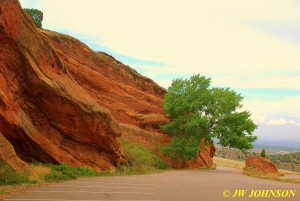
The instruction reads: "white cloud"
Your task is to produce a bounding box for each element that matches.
[252,115,266,124]
[243,96,300,117]
[243,96,300,127]
[239,76,300,88]
[267,118,296,125]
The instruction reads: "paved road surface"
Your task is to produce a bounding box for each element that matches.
[3,167,299,201]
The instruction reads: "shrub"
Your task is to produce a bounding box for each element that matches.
[44,163,102,182]
[28,164,51,183]
[260,149,266,158]
[0,162,30,185]
[121,137,169,173]
[154,156,170,170]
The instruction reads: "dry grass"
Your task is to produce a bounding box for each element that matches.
[135,113,168,130]
[278,168,300,175]
[28,164,51,183]
[136,113,168,122]
[244,167,300,184]
[213,157,245,169]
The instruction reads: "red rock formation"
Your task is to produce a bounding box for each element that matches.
[186,142,216,169]
[40,30,167,131]
[0,0,214,171]
[0,0,129,170]
[244,156,279,177]
[170,139,216,169]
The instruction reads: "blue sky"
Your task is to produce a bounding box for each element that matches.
[20,0,300,141]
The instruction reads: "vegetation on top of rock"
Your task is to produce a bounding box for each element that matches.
[24,8,43,28]
[161,74,257,160]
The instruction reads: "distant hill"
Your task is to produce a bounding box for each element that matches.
[215,148,300,172]
[269,152,300,172]
[253,139,300,153]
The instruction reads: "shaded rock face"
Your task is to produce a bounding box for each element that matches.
[244,156,279,177]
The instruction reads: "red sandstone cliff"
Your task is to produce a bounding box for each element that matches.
[41,29,168,133]
[0,0,214,171]
[0,0,121,170]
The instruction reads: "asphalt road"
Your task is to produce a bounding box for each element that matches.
[3,167,299,201]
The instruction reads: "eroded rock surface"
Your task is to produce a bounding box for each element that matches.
[41,29,167,132]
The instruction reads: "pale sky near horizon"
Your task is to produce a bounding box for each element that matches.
[19,0,300,141]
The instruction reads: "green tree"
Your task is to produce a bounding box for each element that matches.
[260,148,266,158]
[161,74,257,160]
[24,8,43,28]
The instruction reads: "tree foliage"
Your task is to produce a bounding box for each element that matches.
[24,8,43,28]
[161,74,257,160]
[260,149,266,158]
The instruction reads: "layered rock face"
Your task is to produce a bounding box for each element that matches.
[0,0,165,171]
[40,30,168,133]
